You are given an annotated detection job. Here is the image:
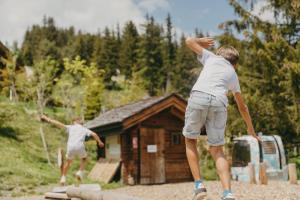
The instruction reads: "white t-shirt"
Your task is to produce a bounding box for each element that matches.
[192,49,241,106]
[65,124,92,149]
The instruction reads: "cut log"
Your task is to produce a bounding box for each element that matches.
[259,162,268,185]
[288,163,298,184]
[248,163,256,184]
[66,186,103,200]
[45,192,70,199]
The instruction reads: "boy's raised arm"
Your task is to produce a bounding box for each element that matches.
[90,132,104,148]
[185,37,214,55]
[233,92,260,141]
[40,114,66,129]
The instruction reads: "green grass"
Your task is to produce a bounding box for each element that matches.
[0,96,121,197]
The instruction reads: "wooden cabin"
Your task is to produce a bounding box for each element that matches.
[85,93,193,184]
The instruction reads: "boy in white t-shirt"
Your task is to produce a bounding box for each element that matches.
[183,37,260,200]
[41,115,104,185]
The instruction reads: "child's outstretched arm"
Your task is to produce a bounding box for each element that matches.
[90,132,104,148]
[40,114,66,129]
[234,92,260,141]
[185,37,214,55]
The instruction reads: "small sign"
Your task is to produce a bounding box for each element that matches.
[132,137,138,149]
[147,145,157,153]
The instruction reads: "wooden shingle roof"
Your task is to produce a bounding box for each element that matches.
[85,93,186,133]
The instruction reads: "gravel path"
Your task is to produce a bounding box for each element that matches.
[113,181,300,200]
[1,181,299,200]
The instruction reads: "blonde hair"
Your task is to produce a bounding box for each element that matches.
[216,45,239,65]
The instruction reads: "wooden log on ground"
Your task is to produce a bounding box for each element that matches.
[66,187,103,200]
[288,163,298,184]
[45,192,70,200]
[248,163,256,184]
[259,162,268,185]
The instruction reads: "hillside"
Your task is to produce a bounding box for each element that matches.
[0,96,98,197]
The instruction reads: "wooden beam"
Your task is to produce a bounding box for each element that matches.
[66,187,103,200]
[44,192,70,200]
[123,96,186,130]
[170,106,185,120]
[288,163,298,184]
[259,162,268,185]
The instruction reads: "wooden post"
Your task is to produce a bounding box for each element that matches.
[248,163,256,184]
[39,125,51,165]
[288,163,298,184]
[259,162,268,185]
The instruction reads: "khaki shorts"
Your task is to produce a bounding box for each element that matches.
[183,91,227,146]
[66,145,87,160]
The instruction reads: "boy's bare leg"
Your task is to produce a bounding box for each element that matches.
[75,157,87,184]
[60,159,72,185]
[79,157,87,171]
[185,138,201,180]
[62,159,73,176]
[209,146,230,190]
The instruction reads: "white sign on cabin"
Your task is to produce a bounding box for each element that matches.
[147,145,157,153]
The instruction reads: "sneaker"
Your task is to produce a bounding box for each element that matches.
[193,186,207,200]
[222,192,235,200]
[75,170,84,182]
[60,175,66,185]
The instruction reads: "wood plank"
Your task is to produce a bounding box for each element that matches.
[66,186,102,200]
[140,128,151,184]
[170,106,185,120]
[88,159,121,183]
[140,127,166,184]
[44,192,70,200]
[123,96,186,130]
[288,163,298,184]
[154,128,165,183]
[259,162,268,185]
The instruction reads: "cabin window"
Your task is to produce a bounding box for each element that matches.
[232,140,251,167]
[171,132,181,145]
[262,141,276,154]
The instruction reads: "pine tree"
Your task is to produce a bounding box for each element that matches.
[137,16,164,96]
[95,28,119,89]
[119,21,139,80]
[162,14,176,93]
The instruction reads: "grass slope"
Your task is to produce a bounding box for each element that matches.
[0,97,99,197]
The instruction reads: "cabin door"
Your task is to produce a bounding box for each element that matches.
[140,127,165,184]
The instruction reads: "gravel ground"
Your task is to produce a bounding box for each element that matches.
[114,181,300,200]
[1,181,299,200]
